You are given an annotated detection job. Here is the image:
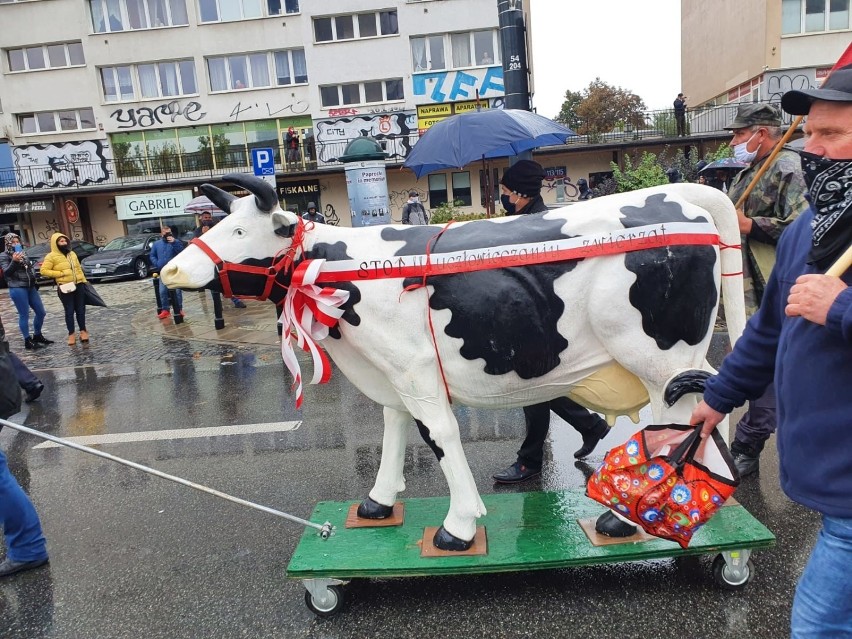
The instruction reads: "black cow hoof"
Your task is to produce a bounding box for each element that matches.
[595,510,638,538]
[433,526,474,551]
[356,497,394,519]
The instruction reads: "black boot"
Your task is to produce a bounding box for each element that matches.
[32,334,54,345]
[595,510,638,537]
[574,419,609,459]
[24,337,43,350]
[730,440,761,477]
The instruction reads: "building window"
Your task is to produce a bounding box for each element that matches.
[265,0,298,15]
[101,60,196,102]
[208,49,307,91]
[452,171,471,206]
[6,42,85,72]
[313,9,398,43]
[412,30,498,72]
[199,0,297,22]
[782,0,850,34]
[18,108,96,135]
[319,78,404,108]
[90,0,189,33]
[428,173,448,207]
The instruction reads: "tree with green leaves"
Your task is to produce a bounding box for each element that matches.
[554,89,583,130]
[554,78,647,140]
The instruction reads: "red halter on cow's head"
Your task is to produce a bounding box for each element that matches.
[176,173,305,305]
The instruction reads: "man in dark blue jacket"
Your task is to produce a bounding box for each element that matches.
[150,226,185,320]
[691,66,852,637]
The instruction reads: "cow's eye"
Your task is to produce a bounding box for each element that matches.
[234,227,246,238]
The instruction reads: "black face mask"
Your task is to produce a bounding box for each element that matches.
[500,194,516,215]
[58,244,70,254]
[801,151,852,270]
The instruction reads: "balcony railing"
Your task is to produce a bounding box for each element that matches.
[0,100,788,196]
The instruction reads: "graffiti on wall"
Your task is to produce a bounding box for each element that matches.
[323,203,340,226]
[314,112,418,166]
[412,66,504,104]
[110,101,207,129]
[13,140,112,189]
[229,99,310,121]
[765,71,817,124]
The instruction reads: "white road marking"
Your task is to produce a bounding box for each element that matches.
[33,421,302,449]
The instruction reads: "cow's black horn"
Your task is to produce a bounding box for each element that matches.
[222,173,278,213]
[200,183,237,214]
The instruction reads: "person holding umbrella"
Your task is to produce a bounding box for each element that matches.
[491,160,610,484]
[721,103,809,477]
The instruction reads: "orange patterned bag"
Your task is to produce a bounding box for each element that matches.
[586,424,740,548]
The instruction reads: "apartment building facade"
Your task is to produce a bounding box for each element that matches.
[0,0,524,244]
[681,0,850,110]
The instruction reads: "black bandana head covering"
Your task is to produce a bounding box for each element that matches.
[802,151,852,270]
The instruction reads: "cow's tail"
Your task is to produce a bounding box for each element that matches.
[670,184,747,349]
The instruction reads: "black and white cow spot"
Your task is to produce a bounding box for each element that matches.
[305,240,362,338]
[381,216,581,379]
[619,194,718,349]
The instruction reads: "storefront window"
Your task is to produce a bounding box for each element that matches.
[179,126,214,172]
[245,121,280,163]
[210,122,248,169]
[145,128,182,174]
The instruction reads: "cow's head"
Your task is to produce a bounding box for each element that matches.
[160,173,301,302]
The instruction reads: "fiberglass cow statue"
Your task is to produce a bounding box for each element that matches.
[161,173,745,551]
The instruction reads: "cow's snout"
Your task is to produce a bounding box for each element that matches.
[159,263,181,288]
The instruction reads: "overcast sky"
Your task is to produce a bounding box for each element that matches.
[527,0,682,119]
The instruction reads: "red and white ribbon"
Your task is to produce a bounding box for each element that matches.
[279,259,350,408]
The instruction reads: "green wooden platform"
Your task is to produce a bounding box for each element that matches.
[287,489,775,579]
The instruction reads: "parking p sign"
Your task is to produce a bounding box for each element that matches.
[251,148,275,176]
[251,147,276,187]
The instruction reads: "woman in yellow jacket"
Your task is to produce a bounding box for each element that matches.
[40,233,89,345]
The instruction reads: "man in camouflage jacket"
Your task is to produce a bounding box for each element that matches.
[723,103,809,477]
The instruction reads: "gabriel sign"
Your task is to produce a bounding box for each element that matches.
[115,190,193,220]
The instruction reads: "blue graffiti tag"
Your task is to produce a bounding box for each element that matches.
[412,67,505,103]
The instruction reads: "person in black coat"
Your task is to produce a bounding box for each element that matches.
[0,234,52,350]
[492,160,610,484]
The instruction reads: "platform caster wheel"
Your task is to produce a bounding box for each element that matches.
[304,584,344,617]
[712,553,754,590]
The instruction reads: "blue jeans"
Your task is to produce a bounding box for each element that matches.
[159,280,182,312]
[8,287,46,340]
[791,515,852,638]
[0,449,48,563]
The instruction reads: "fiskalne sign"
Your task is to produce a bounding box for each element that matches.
[116,190,193,220]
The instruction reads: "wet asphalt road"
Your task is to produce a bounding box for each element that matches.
[0,284,819,639]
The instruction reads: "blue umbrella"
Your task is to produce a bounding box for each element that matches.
[403,109,576,178]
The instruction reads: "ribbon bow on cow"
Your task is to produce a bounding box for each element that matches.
[279,259,350,408]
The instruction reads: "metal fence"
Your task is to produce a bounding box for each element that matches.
[0,100,787,196]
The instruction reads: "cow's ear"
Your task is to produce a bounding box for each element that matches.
[272,210,300,238]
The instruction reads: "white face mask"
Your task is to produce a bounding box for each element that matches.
[410,196,419,203]
[732,132,759,164]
